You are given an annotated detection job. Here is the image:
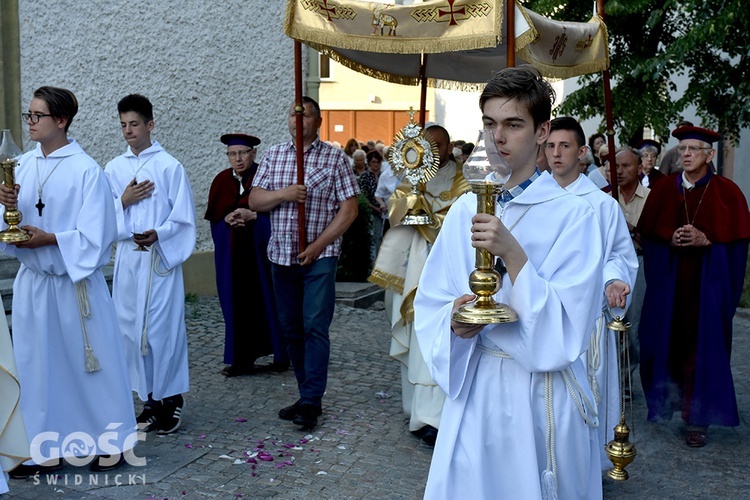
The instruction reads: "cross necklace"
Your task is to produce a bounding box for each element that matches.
[35,156,66,216]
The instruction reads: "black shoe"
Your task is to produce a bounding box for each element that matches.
[221,364,255,377]
[89,453,126,472]
[157,394,184,435]
[278,399,302,421]
[420,425,438,446]
[292,404,321,430]
[136,401,160,433]
[255,362,290,373]
[9,460,63,479]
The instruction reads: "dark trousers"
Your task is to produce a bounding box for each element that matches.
[271,257,337,407]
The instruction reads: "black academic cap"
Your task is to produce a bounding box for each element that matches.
[671,126,720,144]
[220,133,261,148]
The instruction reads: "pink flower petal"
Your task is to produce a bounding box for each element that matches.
[198,435,206,439]
[235,418,247,423]
[184,443,193,449]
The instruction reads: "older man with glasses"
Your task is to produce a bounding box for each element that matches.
[206,133,290,378]
[637,125,750,448]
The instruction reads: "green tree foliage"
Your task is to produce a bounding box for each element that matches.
[523,0,749,145]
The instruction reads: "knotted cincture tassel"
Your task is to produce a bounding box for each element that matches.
[541,469,558,500]
[76,280,101,373]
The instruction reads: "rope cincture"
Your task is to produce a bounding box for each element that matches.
[587,315,604,405]
[141,246,172,356]
[75,279,100,373]
[476,343,598,500]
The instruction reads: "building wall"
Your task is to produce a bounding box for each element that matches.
[318,59,435,144]
[17,0,299,257]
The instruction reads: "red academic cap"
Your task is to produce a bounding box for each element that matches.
[220,133,261,148]
[671,126,720,144]
[637,139,661,155]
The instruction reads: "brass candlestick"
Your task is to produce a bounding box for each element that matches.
[452,129,517,325]
[605,315,637,480]
[452,182,518,324]
[0,130,30,243]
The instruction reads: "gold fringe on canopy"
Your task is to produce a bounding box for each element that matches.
[288,1,610,88]
[286,0,503,55]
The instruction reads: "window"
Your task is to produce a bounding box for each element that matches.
[319,53,333,81]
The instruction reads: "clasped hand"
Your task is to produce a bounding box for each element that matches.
[671,224,710,247]
[225,208,257,228]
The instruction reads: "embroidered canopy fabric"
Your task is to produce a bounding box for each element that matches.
[284,0,609,85]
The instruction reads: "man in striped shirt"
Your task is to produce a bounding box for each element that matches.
[249,96,359,430]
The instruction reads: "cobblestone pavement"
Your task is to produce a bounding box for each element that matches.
[5,297,750,499]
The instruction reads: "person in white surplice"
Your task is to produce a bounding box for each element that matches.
[546,116,638,472]
[369,125,469,445]
[414,68,604,499]
[0,86,137,478]
[104,94,196,436]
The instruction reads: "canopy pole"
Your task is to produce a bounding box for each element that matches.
[507,0,515,67]
[294,40,307,253]
[597,0,618,201]
[419,53,428,127]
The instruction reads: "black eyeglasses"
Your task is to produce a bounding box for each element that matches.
[226,149,253,159]
[22,113,53,124]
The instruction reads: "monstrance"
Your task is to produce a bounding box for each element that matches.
[0,129,30,243]
[387,108,441,226]
[452,129,517,324]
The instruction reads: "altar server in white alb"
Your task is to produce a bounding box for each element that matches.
[414,68,604,499]
[546,116,638,472]
[0,86,136,477]
[105,94,196,435]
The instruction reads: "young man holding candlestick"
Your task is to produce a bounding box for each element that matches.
[1,86,136,476]
[414,68,604,499]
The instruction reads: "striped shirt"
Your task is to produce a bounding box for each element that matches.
[253,138,360,266]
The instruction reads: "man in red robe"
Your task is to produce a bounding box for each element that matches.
[206,134,289,377]
[637,126,750,447]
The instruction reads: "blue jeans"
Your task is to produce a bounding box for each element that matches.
[271,257,337,408]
